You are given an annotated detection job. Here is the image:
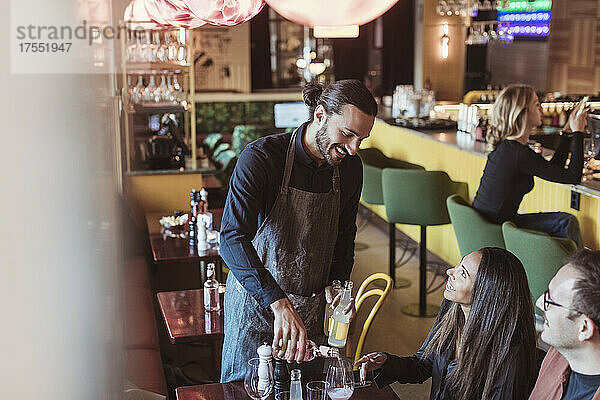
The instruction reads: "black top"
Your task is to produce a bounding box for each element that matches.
[219,123,363,309]
[562,371,600,400]
[373,300,534,400]
[472,134,583,223]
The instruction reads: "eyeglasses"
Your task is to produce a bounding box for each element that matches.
[542,289,582,314]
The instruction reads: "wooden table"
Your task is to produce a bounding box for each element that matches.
[157,289,224,344]
[146,209,224,284]
[176,381,400,400]
[146,209,223,264]
[157,289,224,378]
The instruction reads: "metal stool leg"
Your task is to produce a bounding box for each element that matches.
[401,226,440,317]
[388,223,411,289]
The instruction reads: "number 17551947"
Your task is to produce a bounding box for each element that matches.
[18,42,72,52]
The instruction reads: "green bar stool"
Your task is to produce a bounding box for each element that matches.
[358,148,424,288]
[502,221,577,316]
[446,194,505,258]
[382,169,468,317]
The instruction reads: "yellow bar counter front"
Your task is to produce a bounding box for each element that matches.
[360,119,600,266]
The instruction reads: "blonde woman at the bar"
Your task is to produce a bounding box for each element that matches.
[471,84,587,247]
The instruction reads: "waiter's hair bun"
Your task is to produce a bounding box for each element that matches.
[303,83,324,108]
[303,80,377,122]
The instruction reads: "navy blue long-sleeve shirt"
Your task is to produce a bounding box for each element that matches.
[219,123,363,309]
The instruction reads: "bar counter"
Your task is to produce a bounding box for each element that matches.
[360,119,600,266]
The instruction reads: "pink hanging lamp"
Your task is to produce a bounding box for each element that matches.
[265,0,399,27]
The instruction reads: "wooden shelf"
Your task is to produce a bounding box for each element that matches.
[124,61,190,71]
[128,103,187,114]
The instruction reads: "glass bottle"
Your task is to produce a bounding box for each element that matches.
[290,369,302,400]
[281,339,340,362]
[132,75,144,104]
[203,263,220,311]
[324,280,342,335]
[328,281,353,348]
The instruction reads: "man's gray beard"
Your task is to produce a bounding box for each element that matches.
[315,123,334,166]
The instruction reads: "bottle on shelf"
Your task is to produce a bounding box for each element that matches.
[290,369,302,400]
[203,263,220,311]
[328,280,353,348]
[280,339,340,362]
[324,280,342,336]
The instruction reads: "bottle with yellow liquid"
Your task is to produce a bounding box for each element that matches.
[328,281,353,348]
[323,280,342,336]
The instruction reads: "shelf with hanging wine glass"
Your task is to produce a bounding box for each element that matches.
[119,22,196,173]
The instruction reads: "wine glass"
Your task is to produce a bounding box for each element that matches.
[244,358,273,400]
[326,358,354,400]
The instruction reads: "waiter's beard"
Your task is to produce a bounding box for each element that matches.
[315,122,347,166]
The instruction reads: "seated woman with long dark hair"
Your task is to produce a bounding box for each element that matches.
[355,247,537,400]
[472,84,587,247]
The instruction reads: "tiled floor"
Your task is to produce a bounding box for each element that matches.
[350,222,449,399]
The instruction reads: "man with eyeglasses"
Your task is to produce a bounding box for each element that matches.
[529,249,600,400]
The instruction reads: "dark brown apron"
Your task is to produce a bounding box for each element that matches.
[221,128,341,382]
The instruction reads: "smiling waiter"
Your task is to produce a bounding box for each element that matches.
[219,80,377,382]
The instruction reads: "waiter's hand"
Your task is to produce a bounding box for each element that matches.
[325,286,356,323]
[270,297,307,363]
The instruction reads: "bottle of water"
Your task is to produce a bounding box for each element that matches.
[203,263,220,311]
[290,369,303,400]
[328,281,353,348]
[281,339,340,362]
[324,280,342,335]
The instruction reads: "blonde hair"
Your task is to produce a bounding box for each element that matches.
[488,84,536,149]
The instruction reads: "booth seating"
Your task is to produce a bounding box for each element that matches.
[123,256,167,397]
[502,221,577,315]
[446,194,505,257]
[358,148,424,287]
[382,169,468,317]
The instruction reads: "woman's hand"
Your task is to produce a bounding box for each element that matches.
[354,352,387,382]
[564,99,589,133]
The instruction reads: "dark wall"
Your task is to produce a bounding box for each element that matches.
[382,0,415,94]
[250,7,272,90]
[331,22,374,81]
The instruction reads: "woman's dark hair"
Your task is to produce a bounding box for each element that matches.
[424,247,537,400]
[567,249,600,327]
[302,79,378,121]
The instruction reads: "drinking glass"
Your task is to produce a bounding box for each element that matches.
[326,358,354,400]
[306,381,329,400]
[275,391,291,400]
[244,358,273,400]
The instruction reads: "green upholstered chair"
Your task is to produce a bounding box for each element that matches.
[502,221,577,315]
[212,142,231,160]
[358,148,424,287]
[446,194,505,258]
[232,125,263,157]
[382,169,468,317]
[203,133,223,158]
[214,149,237,187]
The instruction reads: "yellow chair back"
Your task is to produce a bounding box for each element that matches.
[345,273,393,367]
